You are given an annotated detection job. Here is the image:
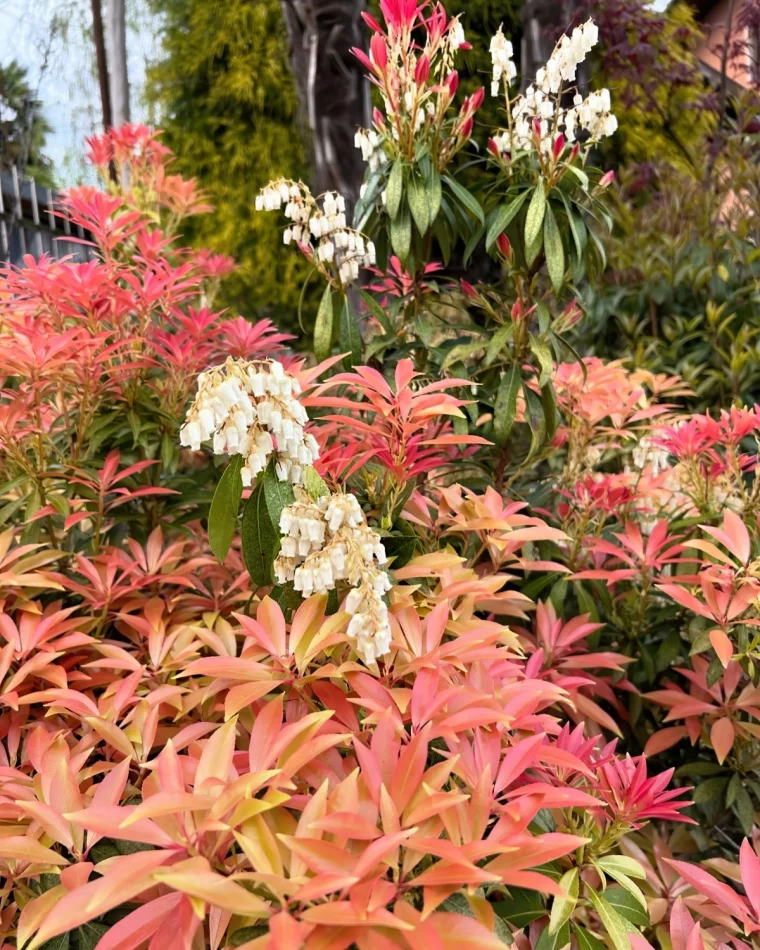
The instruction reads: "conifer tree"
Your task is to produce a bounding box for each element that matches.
[148,0,309,324]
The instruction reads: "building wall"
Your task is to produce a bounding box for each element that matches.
[698,0,756,88]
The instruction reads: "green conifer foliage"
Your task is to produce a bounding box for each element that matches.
[147,0,309,326]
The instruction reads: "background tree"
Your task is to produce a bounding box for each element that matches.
[0,60,55,187]
[147,0,309,325]
[108,0,131,128]
[280,0,370,209]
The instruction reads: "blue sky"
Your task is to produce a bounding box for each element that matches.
[0,0,160,185]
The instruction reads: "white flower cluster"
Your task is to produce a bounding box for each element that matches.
[491,19,616,156]
[631,437,671,477]
[179,358,319,487]
[275,490,392,664]
[564,89,618,144]
[256,179,376,285]
[490,26,517,96]
[537,19,598,94]
[355,128,385,172]
[448,18,466,50]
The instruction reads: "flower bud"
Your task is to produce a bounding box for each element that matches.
[361,11,383,33]
[415,54,430,85]
[446,71,459,95]
[469,87,485,112]
[460,280,477,299]
[497,233,512,259]
[370,35,388,72]
[373,107,385,128]
[488,137,500,157]
[559,299,583,329]
[459,117,473,140]
[569,143,580,161]
[552,134,565,160]
[599,170,615,188]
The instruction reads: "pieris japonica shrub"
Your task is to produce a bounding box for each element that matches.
[0,6,760,950]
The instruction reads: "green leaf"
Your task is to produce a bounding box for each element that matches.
[732,781,755,834]
[77,922,110,950]
[358,288,393,334]
[559,192,587,261]
[408,170,430,234]
[39,935,70,950]
[494,364,521,445]
[386,161,404,219]
[442,339,487,371]
[486,191,529,251]
[533,808,556,833]
[463,222,486,266]
[304,465,330,500]
[525,185,547,248]
[565,164,589,190]
[208,455,244,561]
[523,383,546,460]
[525,220,543,268]
[692,776,728,805]
[485,324,513,366]
[706,656,723,687]
[726,772,742,806]
[530,334,554,388]
[595,858,648,910]
[541,380,558,443]
[674,761,726,777]
[493,886,546,927]
[441,893,511,945]
[550,331,587,382]
[241,479,280,587]
[549,868,579,935]
[443,174,485,224]
[262,461,295,539]
[589,228,607,271]
[595,856,647,881]
[574,927,607,950]
[383,532,419,570]
[426,164,442,224]
[587,888,633,950]
[271,583,303,614]
[390,203,412,261]
[48,494,70,517]
[603,888,650,929]
[314,283,334,362]
[537,922,570,950]
[433,215,452,264]
[230,926,269,947]
[339,297,362,369]
[544,203,565,293]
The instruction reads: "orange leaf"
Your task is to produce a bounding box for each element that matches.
[709,629,734,668]
[710,717,735,765]
[0,836,69,867]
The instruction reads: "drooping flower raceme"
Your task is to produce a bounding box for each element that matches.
[256,179,376,285]
[491,19,617,156]
[490,26,517,97]
[274,490,392,663]
[179,357,319,486]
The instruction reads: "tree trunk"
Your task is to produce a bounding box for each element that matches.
[90,0,113,131]
[520,0,585,90]
[279,0,370,210]
[107,0,131,128]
